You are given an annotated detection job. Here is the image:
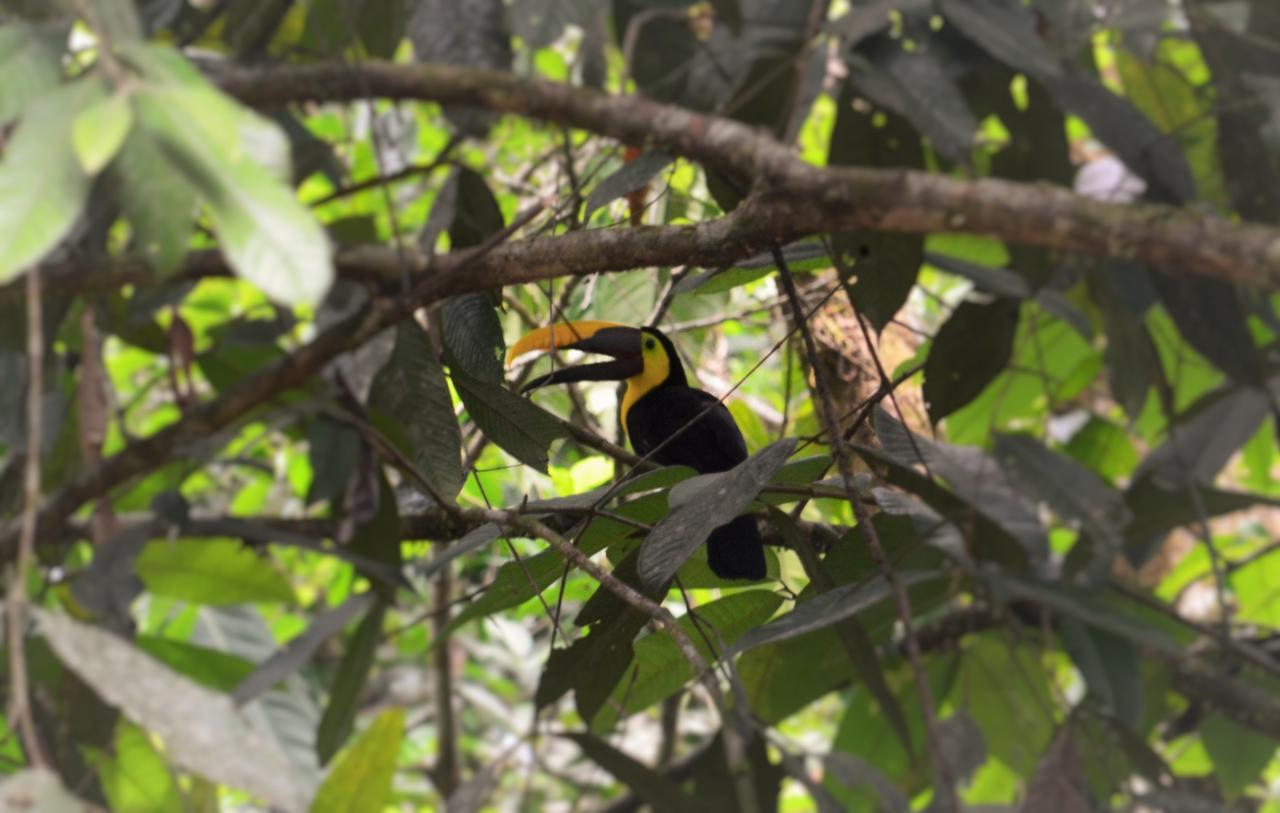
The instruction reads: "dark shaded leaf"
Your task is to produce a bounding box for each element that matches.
[357,0,408,57]
[584,151,674,220]
[1150,272,1265,386]
[306,415,363,506]
[637,438,796,590]
[1059,621,1144,728]
[346,471,404,600]
[875,408,1049,564]
[845,32,978,165]
[829,82,925,328]
[1088,262,1161,419]
[408,0,511,135]
[922,298,1020,423]
[1123,477,1276,563]
[442,293,505,384]
[452,365,563,471]
[994,433,1130,576]
[316,600,387,765]
[688,730,785,813]
[940,0,1195,202]
[925,253,1031,298]
[1135,384,1273,488]
[370,321,464,500]
[563,733,698,813]
[731,573,932,655]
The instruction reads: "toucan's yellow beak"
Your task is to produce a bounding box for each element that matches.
[505,320,627,365]
[507,320,647,393]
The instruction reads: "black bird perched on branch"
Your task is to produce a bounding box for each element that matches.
[507,321,766,580]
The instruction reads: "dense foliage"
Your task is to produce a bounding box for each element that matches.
[0,0,1278,810]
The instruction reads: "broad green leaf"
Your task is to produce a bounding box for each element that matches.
[591,590,783,731]
[730,573,932,655]
[370,322,464,500]
[72,90,134,174]
[994,433,1131,575]
[123,44,332,306]
[305,415,362,505]
[34,609,310,812]
[923,298,1021,423]
[442,293,505,383]
[1058,620,1144,728]
[113,125,199,273]
[98,722,183,813]
[451,365,563,471]
[0,77,103,282]
[0,22,65,126]
[134,636,257,693]
[637,438,797,590]
[1201,712,1275,797]
[959,635,1053,775]
[316,600,386,765]
[312,708,404,813]
[583,151,673,220]
[135,539,296,605]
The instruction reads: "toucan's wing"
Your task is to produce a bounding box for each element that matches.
[626,387,748,473]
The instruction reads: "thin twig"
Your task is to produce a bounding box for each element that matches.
[771,246,960,812]
[5,267,47,767]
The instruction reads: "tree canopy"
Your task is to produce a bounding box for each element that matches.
[0,0,1278,810]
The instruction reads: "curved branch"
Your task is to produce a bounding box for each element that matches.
[210,59,1280,290]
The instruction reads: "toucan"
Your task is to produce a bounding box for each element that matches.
[507,321,767,580]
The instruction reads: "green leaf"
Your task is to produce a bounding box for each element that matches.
[72,90,134,174]
[637,438,797,591]
[306,415,363,506]
[0,22,65,126]
[0,77,102,282]
[112,124,199,273]
[959,635,1054,775]
[1058,620,1144,728]
[583,151,673,220]
[370,322,464,500]
[450,366,563,471]
[120,44,332,304]
[134,636,256,693]
[317,600,386,765]
[993,433,1131,576]
[135,539,296,605]
[563,732,699,813]
[922,298,1021,423]
[731,573,933,656]
[442,293,505,383]
[347,470,405,601]
[312,708,404,813]
[357,0,408,58]
[1201,712,1275,797]
[591,590,784,731]
[829,82,925,329]
[98,722,183,813]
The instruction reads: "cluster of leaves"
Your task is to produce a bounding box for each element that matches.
[0,0,1278,811]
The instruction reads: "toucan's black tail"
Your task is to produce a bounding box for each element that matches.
[706,515,766,580]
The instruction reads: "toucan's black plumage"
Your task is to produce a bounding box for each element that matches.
[508,321,766,580]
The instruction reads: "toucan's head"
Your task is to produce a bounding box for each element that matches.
[506,321,686,397]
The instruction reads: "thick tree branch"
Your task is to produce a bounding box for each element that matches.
[209,60,1280,290]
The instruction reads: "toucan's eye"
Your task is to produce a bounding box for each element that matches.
[645,339,656,350]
